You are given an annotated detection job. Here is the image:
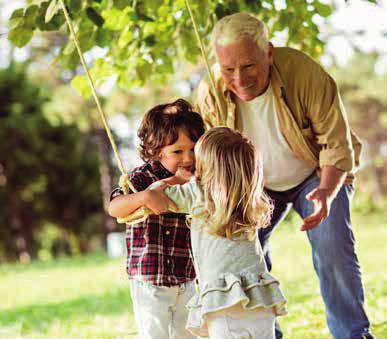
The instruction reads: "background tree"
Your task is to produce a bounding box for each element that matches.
[0,63,103,261]
[7,0,340,93]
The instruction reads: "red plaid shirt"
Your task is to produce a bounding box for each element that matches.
[110,160,195,286]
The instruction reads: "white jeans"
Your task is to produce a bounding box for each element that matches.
[205,304,276,339]
[129,280,196,339]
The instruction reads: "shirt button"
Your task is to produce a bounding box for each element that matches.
[167,259,170,264]
[165,230,170,235]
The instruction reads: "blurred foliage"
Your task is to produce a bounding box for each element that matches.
[329,52,387,206]
[6,0,342,95]
[0,63,104,262]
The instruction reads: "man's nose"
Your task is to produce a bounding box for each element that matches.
[235,69,249,87]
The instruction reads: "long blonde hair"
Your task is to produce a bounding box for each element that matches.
[195,127,272,240]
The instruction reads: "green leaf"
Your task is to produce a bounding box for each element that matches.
[214,3,236,19]
[10,8,24,20]
[136,12,155,22]
[60,49,80,69]
[8,26,34,48]
[91,59,115,81]
[113,0,131,10]
[78,29,97,51]
[69,0,82,12]
[118,27,134,48]
[96,29,112,47]
[9,9,25,30]
[313,1,332,17]
[37,9,65,31]
[45,0,59,23]
[71,75,92,99]
[24,5,40,29]
[63,40,76,55]
[102,7,131,31]
[144,35,156,46]
[86,7,105,27]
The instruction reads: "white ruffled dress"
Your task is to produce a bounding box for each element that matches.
[160,178,287,337]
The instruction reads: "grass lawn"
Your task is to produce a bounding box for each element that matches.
[0,213,386,338]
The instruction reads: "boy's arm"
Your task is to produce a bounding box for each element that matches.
[108,185,177,218]
[109,190,149,218]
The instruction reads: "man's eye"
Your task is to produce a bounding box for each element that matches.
[245,64,254,69]
[223,67,234,73]
[173,150,182,154]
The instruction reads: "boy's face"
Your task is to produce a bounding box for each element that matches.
[158,129,196,175]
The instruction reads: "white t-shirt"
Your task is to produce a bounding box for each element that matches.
[237,84,314,191]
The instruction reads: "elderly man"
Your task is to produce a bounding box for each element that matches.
[195,13,373,339]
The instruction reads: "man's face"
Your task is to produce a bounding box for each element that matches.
[215,38,274,102]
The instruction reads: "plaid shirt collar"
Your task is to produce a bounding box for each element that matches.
[149,160,174,179]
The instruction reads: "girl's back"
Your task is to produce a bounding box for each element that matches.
[161,176,287,337]
[184,178,267,282]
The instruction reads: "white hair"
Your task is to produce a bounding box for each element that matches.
[212,13,269,53]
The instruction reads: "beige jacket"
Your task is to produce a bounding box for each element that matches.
[195,47,362,184]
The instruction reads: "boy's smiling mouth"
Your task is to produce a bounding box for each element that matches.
[180,164,195,173]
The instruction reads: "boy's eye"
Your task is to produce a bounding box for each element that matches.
[173,150,182,154]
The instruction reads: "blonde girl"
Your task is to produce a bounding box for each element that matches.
[144,127,287,338]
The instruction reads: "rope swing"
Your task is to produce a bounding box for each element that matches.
[59,0,223,223]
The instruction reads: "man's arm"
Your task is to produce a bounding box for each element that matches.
[301,165,346,231]
[295,55,356,230]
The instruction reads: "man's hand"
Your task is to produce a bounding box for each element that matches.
[144,184,178,215]
[301,187,332,231]
[301,165,346,231]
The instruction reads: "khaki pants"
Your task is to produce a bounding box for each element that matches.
[129,280,196,339]
[205,304,276,339]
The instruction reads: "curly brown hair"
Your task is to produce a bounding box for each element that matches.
[138,99,205,161]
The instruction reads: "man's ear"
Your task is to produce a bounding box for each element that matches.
[268,42,275,65]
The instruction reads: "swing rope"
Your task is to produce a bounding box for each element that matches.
[59,0,221,223]
[59,0,126,180]
[184,0,225,119]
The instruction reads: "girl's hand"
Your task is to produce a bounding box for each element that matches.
[161,167,194,185]
[145,185,178,215]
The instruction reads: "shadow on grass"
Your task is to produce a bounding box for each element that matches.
[0,286,132,333]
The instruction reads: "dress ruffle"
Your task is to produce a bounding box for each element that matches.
[186,272,287,337]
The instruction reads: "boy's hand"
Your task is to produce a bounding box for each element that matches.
[145,186,178,215]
